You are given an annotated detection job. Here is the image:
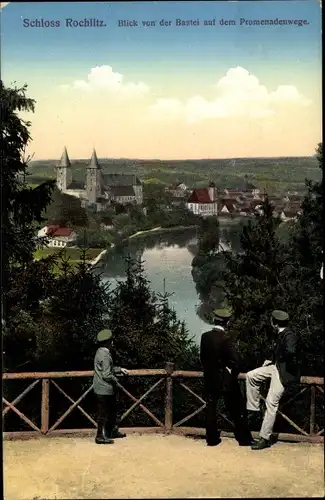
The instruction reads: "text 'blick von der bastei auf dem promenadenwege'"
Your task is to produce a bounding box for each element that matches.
[22,17,310,29]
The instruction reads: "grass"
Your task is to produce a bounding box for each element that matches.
[143,178,168,184]
[34,247,103,264]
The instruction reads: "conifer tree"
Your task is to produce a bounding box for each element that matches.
[223,197,286,369]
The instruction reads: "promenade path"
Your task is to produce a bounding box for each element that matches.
[4,433,324,499]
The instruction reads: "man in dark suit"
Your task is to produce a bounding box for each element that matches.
[200,308,254,447]
[246,310,300,450]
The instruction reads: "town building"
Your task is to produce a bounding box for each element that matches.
[167,182,189,198]
[37,225,77,248]
[186,183,218,216]
[219,198,237,215]
[56,147,143,210]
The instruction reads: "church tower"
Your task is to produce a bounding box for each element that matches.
[86,149,103,204]
[56,147,72,192]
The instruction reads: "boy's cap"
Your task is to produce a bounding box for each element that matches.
[97,329,113,342]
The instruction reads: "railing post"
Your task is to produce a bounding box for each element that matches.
[309,385,316,436]
[164,362,174,434]
[41,379,50,434]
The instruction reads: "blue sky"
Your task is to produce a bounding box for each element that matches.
[1,1,322,159]
[2,1,321,82]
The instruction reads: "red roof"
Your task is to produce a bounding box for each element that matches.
[187,188,212,203]
[46,226,74,237]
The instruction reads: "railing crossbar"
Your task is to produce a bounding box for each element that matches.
[3,379,40,417]
[119,378,164,424]
[118,380,164,428]
[176,381,234,428]
[2,397,41,432]
[50,380,97,428]
[280,387,308,409]
[260,393,309,436]
[48,385,94,432]
[174,404,206,428]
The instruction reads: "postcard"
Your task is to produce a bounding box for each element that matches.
[2,1,323,499]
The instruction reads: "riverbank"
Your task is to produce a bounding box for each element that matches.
[89,249,108,266]
[127,225,198,241]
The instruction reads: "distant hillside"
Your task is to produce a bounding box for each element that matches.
[27,156,320,193]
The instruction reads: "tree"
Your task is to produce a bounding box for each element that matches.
[222,197,286,370]
[197,216,220,257]
[1,80,55,327]
[75,228,112,249]
[1,81,111,374]
[43,185,88,227]
[278,143,323,376]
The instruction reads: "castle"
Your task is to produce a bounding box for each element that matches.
[56,147,143,210]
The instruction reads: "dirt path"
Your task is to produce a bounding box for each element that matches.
[4,434,324,499]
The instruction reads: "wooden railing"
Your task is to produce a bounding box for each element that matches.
[3,363,324,443]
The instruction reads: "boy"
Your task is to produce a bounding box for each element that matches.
[93,328,128,444]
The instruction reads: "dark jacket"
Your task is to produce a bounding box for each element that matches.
[200,327,243,393]
[273,327,300,385]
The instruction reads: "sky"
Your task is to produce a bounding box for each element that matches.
[1,1,322,160]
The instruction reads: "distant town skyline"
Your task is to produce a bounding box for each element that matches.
[2,1,322,160]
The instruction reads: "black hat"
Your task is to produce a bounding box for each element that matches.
[212,308,232,320]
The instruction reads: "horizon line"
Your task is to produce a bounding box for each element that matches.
[30,154,316,163]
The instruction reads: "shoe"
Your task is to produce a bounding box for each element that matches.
[251,438,271,450]
[207,438,222,447]
[238,439,257,446]
[111,429,126,439]
[95,424,114,444]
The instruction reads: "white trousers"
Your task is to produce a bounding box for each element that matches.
[246,364,285,441]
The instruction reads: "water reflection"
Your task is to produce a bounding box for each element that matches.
[100,224,242,343]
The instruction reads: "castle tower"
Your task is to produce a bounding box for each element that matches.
[86,149,103,204]
[56,147,72,192]
[208,181,218,215]
[132,174,143,204]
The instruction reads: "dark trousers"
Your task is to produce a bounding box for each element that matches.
[205,381,252,444]
[96,394,117,437]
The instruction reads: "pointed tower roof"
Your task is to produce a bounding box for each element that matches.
[88,149,101,169]
[58,147,71,168]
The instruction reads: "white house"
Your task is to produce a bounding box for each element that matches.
[186,186,218,216]
[167,182,189,198]
[38,225,77,248]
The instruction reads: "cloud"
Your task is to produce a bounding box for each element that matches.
[148,67,311,123]
[60,65,149,96]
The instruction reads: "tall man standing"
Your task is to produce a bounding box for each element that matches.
[200,308,254,447]
[246,310,299,450]
[93,329,129,444]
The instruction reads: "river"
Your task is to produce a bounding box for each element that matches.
[100,222,242,344]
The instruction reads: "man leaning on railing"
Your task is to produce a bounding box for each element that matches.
[246,310,300,450]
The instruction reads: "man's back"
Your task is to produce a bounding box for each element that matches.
[200,328,242,392]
